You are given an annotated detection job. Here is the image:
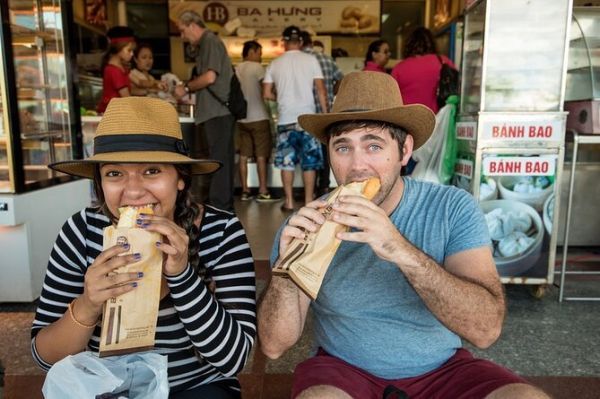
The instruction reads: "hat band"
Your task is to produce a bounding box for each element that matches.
[94,134,189,156]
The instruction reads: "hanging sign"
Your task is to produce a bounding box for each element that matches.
[454,158,474,178]
[483,156,556,176]
[169,1,381,36]
[481,119,563,142]
[456,122,477,141]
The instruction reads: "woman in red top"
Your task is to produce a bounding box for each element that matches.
[391,27,456,114]
[362,39,391,73]
[97,27,135,114]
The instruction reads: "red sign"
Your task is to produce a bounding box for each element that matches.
[455,159,474,178]
[483,157,556,176]
[481,119,562,142]
[456,122,477,141]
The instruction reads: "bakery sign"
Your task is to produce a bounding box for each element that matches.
[169,0,380,36]
[456,122,477,141]
[454,158,474,178]
[481,119,563,142]
[483,156,556,176]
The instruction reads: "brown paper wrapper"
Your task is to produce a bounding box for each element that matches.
[99,227,162,357]
[273,183,367,299]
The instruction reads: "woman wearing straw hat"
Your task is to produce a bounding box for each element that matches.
[258,72,548,399]
[31,97,256,398]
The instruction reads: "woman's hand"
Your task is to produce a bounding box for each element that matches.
[137,213,190,276]
[78,243,142,323]
[278,197,328,258]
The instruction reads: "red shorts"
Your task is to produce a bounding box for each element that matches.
[291,348,527,399]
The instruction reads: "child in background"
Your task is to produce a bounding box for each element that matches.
[97,26,135,114]
[130,43,168,97]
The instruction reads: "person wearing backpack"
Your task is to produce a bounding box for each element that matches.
[175,10,236,211]
[391,27,457,114]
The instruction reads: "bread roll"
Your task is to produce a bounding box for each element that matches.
[117,206,154,229]
[344,177,380,200]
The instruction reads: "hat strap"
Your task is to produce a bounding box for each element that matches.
[94,134,189,156]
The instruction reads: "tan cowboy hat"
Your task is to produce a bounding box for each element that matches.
[49,97,221,179]
[298,71,436,150]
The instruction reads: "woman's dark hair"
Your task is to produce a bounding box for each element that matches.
[364,39,388,65]
[93,164,208,281]
[242,40,261,59]
[101,26,135,72]
[403,27,437,59]
[131,42,153,71]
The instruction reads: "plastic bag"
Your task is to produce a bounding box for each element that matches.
[411,95,458,184]
[42,351,169,399]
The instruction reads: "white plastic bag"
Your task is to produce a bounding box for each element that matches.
[42,351,169,399]
[411,102,455,184]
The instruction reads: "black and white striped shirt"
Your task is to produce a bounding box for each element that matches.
[31,206,256,394]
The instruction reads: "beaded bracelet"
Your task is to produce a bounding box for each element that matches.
[67,300,97,329]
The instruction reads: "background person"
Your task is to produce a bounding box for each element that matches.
[174,10,236,211]
[362,39,391,73]
[236,40,278,202]
[129,43,168,97]
[257,72,549,399]
[32,97,256,399]
[97,26,135,114]
[300,30,343,197]
[263,26,328,212]
[391,26,457,114]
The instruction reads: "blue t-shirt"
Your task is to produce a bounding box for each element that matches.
[270,178,491,379]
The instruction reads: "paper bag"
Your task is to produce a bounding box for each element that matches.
[99,227,162,357]
[273,178,380,299]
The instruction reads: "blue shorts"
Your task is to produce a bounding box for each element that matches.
[274,123,323,171]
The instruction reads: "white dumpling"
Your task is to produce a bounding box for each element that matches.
[480,182,494,200]
[505,211,532,233]
[485,208,515,240]
[498,231,535,257]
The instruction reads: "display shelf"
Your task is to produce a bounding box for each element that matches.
[0,0,80,194]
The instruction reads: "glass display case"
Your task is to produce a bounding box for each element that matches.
[564,6,600,134]
[0,0,81,194]
[454,0,572,289]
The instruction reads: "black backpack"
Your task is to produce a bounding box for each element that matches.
[435,55,459,109]
[207,70,247,120]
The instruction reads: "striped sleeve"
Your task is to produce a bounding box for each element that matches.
[30,209,91,369]
[165,214,256,377]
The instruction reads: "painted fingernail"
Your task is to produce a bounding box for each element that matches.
[137,272,144,278]
[122,243,130,250]
[133,253,141,260]
[138,213,149,218]
[155,241,161,247]
[136,218,143,225]
[131,282,138,287]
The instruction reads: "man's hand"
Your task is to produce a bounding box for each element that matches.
[332,194,416,266]
[278,197,328,258]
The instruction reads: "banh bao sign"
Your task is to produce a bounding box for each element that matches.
[168,0,381,36]
[483,156,557,176]
[481,119,563,142]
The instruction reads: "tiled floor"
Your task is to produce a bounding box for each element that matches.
[1,197,599,399]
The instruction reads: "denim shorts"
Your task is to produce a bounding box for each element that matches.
[274,123,323,171]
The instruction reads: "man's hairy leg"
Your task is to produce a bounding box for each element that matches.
[486,383,551,399]
[296,385,352,399]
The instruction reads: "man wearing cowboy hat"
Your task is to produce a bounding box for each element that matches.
[257,72,549,398]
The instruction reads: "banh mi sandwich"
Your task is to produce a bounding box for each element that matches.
[99,204,162,357]
[272,176,381,299]
[116,205,154,228]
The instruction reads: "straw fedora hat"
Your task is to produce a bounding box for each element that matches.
[49,97,221,179]
[298,71,436,150]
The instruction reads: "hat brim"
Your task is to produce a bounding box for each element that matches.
[49,151,222,179]
[298,104,436,150]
